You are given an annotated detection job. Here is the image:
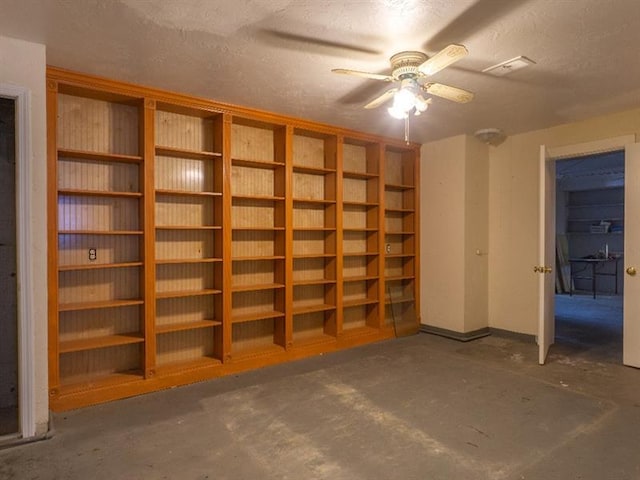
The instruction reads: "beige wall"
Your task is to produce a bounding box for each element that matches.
[420,134,489,333]
[0,35,48,435]
[488,108,640,335]
[422,108,640,336]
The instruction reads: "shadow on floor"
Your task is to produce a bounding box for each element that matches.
[554,293,622,363]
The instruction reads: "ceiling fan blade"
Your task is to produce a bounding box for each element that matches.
[364,88,398,109]
[423,83,474,103]
[418,44,468,76]
[332,69,394,82]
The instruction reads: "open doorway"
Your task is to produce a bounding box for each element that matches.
[554,151,624,363]
[0,96,18,436]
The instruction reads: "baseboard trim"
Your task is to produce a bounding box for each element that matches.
[488,327,536,343]
[420,325,491,342]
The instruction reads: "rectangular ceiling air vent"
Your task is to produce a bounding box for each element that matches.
[482,56,536,76]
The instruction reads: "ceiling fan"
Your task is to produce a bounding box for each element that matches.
[332,44,474,120]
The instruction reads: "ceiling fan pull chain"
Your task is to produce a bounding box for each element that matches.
[404,116,410,144]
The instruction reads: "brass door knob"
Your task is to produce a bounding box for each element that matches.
[543,266,552,273]
[627,266,637,276]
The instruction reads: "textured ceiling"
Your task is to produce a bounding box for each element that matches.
[2,0,640,144]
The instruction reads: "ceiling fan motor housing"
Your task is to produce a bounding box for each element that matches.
[390,51,428,80]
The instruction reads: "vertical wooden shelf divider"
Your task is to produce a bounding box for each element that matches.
[142,99,157,379]
[46,67,419,410]
[46,79,60,397]
[221,113,233,363]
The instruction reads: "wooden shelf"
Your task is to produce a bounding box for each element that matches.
[59,230,143,236]
[385,231,415,236]
[58,148,142,163]
[58,262,143,271]
[232,310,285,324]
[232,157,284,169]
[155,258,222,264]
[293,253,336,259]
[343,227,378,232]
[343,298,379,308]
[233,194,285,202]
[293,198,336,205]
[293,227,336,232]
[385,253,415,259]
[343,275,378,283]
[232,283,285,292]
[156,289,222,299]
[342,252,378,257]
[232,226,285,231]
[343,170,378,179]
[385,207,414,213]
[154,357,222,377]
[232,255,285,261]
[293,334,336,349]
[385,297,415,305]
[155,189,221,197]
[385,274,415,281]
[293,278,336,286]
[155,319,221,334]
[385,183,415,191]
[344,201,378,207]
[293,164,336,175]
[155,225,221,230]
[231,344,285,360]
[58,188,142,198]
[59,298,144,312]
[59,370,143,394]
[155,145,222,160]
[59,333,144,353]
[292,303,336,315]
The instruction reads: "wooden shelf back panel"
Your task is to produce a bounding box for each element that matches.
[156,295,219,327]
[232,289,281,318]
[155,262,220,294]
[156,328,216,367]
[231,123,276,162]
[292,311,334,341]
[58,233,140,267]
[293,230,334,256]
[58,157,140,194]
[57,94,139,156]
[232,259,281,287]
[155,110,216,153]
[384,256,414,277]
[293,257,334,282]
[343,230,376,254]
[231,198,280,229]
[58,267,141,305]
[155,155,218,194]
[292,134,327,169]
[59,305,141,344]
[155,194,218,227]
[232,229,282,257]
[58,195,140,231]
[343,143,368,173]
[59,344,141,386]
[343,255,371,278]
[293,284,333,308]
[343,280,377,302]
[293,202,333,229]
[232,318,278,353]
[292,172,327,201]
[232,166,276,197]
[155,229,219,261]
[342,304,370,330]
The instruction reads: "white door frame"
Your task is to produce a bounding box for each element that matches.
[0,84,35,438]
[540,134,636,365]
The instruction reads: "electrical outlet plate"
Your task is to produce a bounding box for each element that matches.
[89,248,97,261]
[385,243,392,253]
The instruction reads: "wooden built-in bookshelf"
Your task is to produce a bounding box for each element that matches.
[47,67,420,410]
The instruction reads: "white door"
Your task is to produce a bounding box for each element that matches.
[624,143,640,367]
[538,145,556,365]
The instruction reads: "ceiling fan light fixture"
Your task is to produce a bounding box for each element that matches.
[387,104,408,119]
[474,128,505,146]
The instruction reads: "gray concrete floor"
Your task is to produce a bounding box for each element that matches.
[2,323,639,480]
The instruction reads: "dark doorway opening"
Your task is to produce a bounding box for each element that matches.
[0,96,18,436]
